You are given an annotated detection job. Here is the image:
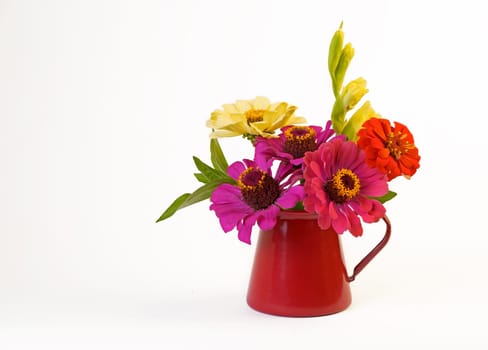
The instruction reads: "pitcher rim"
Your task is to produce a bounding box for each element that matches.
[278,209,318,220]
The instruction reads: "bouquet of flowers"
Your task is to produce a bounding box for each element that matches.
[157,24,420,244]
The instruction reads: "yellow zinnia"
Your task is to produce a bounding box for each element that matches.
[206,96,306,139]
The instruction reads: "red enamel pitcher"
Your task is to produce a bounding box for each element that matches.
[247,211,391,317]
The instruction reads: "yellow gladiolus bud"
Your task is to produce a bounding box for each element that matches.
[334,43,355,95]
[328,23,344,84]
[342,101,378,141]
[341,78,368,112]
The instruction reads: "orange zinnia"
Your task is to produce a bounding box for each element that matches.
[357,118,420,181]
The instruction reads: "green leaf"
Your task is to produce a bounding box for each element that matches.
[210,138,229,173]
[178,180,226,210]
[194,172,208,183]
[156,193,191,222]
[193,156,226,182]
[373,190,397,204]
[156,178,235,223]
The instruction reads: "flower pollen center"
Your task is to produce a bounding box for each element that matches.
[238,167,280,210]
[245,109,265,124]
[386,131,414,160]
[283,126,317,159]
[324,168,361,204]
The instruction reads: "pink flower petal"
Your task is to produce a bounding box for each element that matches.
[276,185,305,208]
[337,141,357,169]
[358,196,373,213]
[274,162,295,183]
[364,200,386,223]
[345,206,363,237]
[210,185,254,232]
[328,201,339,220]
[236,213,258,244]
[308,160,325,180]
[256,205,280,230]
[254,140,278,170]
[317,209,331,230]
[360,176,388,197]
[227,161,246,180]
[215,204,253,232]
[210,184,241,203]
[331,208,349,234]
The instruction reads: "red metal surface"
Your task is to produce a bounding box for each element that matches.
[247,211,391,317]
[348,215,391,282]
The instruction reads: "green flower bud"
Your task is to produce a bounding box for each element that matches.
[328,24,344,89]
[341,78,368,112]
[334,43,355,95]
[342,101,378,141]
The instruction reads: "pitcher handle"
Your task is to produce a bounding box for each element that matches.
[348,215,391,282]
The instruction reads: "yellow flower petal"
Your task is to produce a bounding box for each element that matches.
[251,96,271,110]
[235,100,253,113]
[209,129,243,138]
[342,101,379,141]
[341,78,368,112]
[222,103,240,114]
[206,97,306,139]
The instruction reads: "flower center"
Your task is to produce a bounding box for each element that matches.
[283,126,317,159]
[324,168,361,204]
[245,109,265,124]
[238,167,280,210]
[386,132,414,160]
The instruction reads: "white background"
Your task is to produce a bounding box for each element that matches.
[1,0,487,348]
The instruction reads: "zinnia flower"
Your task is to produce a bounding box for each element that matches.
[206,96,306,139]
[303,138,388,237]
[209,159,304,244]
[357,117,420,180]
[254,121,336,168]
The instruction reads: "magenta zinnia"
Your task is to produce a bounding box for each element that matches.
[302,138,388,236]
[255,121,336,168]
[210,159,304,244]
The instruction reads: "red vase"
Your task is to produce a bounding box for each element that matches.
[247,211,391,317]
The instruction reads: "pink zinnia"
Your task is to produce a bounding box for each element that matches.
[210,159,304,244]
[303,138,388,236]
[254,121,336,168]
